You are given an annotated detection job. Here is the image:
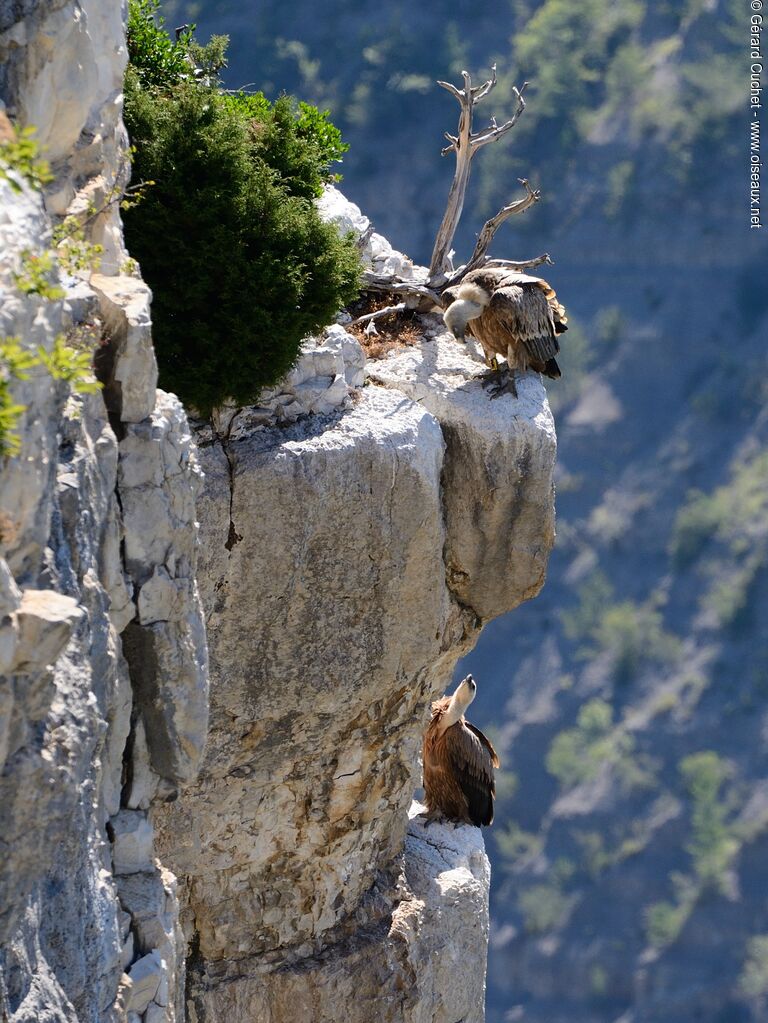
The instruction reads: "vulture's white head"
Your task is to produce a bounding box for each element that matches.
[443,283,490,342]
[441,674,477,730]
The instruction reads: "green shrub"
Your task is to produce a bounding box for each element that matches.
[593,600,681,683]
[547,698,657,793]
[645,898,691,948]
[560,570,614,642]
[0,126,53,193]
[0,337,38,457]
[670,489,724,567]
[679,751,738,892]
[126,0,196,88]
[547,698,633,790]
[495,822,542,866]
[518,881,574,934]
[1,334,101,457]
[123,1,360,415]
[739,935,768,998]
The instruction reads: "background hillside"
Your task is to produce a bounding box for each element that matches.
[160,1,768,1020]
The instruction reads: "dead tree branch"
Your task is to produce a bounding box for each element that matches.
[356,65,555,315]
[428,66,528,283]
[351,302,406,326]
[361,270,442,306]
[484,253,553,271]
[460,178,540,276]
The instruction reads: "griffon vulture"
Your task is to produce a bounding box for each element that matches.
[423,674,499,827]
[442,267,568,398]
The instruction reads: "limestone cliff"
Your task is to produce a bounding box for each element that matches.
[0,4,206,1021]
[152,196,557,1021]
[0,6,557,1023]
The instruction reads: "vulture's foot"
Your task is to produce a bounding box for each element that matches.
[481,366,518,400]
[478,366,504,388]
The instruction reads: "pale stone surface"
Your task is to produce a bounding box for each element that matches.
[125,717,161,811]
[118,391,209,788]
[0,5,207,1022]
[316,184,371,240]
[0,176,69,583]
[396,803,491,1023]
[126,951,161,1013]
[154,384,473,968]
[116,867,185,1023]
[220,325,367,430]
[317,184,427,283]
[91,274,159,424]
[13,589,83,672]
[111,810,155,876]
[156,327,556,1020]
[369,327,558,620]
[185,804,490,1023]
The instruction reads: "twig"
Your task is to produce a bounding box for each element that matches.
[461,178,541,276]
[484,253,553,271]
[351,302,406,326]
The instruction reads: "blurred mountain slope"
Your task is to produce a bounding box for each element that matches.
[160,2,768,1019]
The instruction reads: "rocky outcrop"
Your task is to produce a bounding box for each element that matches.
[369,329,557,620]
[153,286,556,1015]
[185,806,490,1023]
[0,5,206,1023]
[1,8,557,1023]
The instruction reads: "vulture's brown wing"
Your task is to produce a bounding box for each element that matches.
[466,722,500,769]
[446,721,497,827]
[488,283,560,365]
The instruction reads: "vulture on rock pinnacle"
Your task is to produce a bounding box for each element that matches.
[442,267,568,398]
[422,675,499,827]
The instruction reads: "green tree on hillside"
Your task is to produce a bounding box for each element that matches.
[123,0,360,415]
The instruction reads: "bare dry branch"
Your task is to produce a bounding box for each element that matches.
[459,178,541,276]
[470,83,527,150]
[362,270,442,305]
[484,253,553,271]
[351,302,406,326]
[428,67,530,283]
[472,64,497,102]
[435,78,464,103]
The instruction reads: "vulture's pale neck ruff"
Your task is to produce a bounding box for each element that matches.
[438,674,477,733]
[443,283,489,342]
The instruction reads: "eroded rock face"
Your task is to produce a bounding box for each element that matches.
[154,319,557,1018]
[0,5,206,1022]
[154,386,474,964]
[186,806,490,1023]
[369,328,557,620]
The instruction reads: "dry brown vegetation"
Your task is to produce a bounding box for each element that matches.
[346,294,424,359]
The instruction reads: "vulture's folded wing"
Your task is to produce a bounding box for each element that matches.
[487,283,561,365]
[446,722,497,826]
[466,721,500,769]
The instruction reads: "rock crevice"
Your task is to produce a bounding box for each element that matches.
[0,5,206,1022]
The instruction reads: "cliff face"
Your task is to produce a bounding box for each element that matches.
[0,4,207,1021]
[0,8,558,1023]
[153,185,557,1018]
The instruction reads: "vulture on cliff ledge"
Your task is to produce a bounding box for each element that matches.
[442,267,568,398]
[422,675,499,827]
